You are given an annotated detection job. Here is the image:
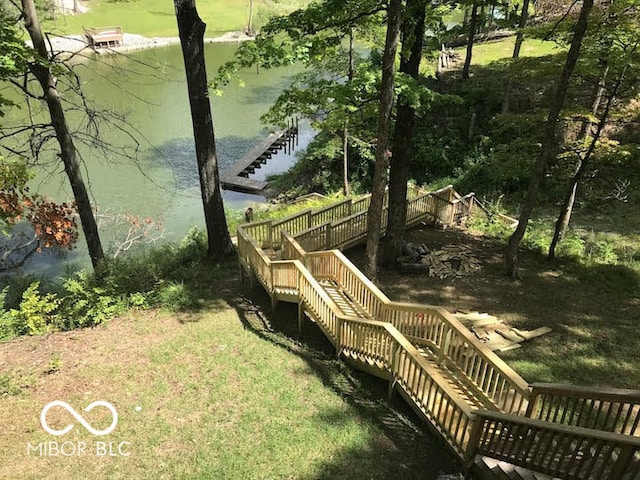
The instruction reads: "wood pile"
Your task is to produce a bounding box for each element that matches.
[454,310,552,352]
[398,242,481,279]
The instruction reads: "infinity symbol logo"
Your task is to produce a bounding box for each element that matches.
[40,401,118,436]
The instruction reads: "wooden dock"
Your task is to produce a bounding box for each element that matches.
[221,121,298,194]
[83,26,124,48]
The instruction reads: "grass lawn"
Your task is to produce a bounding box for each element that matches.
[45,0,311,38]
[457,37,563,66]
[46,0,251,37]
[0,268,460,479]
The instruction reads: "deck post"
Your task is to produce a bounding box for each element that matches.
[297,303,304,336]
[388,342,399,401]
[336,317,343,359]
[463,414,483,469]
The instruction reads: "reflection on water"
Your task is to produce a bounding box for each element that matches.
[3,42,311,275]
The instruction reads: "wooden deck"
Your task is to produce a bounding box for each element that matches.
[220,121,298,194]
[83,26,123,48]
[236,186,640,480]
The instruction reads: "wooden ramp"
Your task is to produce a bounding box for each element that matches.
[220,122,298,194]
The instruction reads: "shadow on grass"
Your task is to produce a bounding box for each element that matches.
[227,286,464,480]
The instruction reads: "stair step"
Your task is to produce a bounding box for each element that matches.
[475,456,559,480]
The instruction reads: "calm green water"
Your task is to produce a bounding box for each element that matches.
[4,43,310,275]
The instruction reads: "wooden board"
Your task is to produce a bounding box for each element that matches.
[512,327,553,341]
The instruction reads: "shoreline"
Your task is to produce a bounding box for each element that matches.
[39,30,255,56]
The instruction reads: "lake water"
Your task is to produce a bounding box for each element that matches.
[4,42,311,275]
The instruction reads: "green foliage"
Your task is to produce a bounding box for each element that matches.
[59,271,125,330]
[0,288,14,340]
[268,131,374,196]
[7,281,60,336]
[44,353,63,374]
[155,282,195,312]
[521,220,552,253]
[586,239,619,265]
[0,9,32,92]
[468,209,512,241]
[0,373,23,397]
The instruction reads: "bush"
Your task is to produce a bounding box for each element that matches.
[522,220,551,254]
[59,272,126,330]
[467,200,513,240]
[6,282,60,337]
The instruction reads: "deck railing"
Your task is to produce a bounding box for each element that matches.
[526,383,640,436]
[236,185,640,479]
[300,249,530,415]
[466,410,640,480]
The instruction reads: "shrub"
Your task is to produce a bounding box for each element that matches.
[8,282,60,336]
[522,220,551,254]
[59,272,126,330]
[556,233,586,259]
[586,239,619,265]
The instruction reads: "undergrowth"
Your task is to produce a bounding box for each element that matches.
[0,227,229,341]
[1,196,345,342]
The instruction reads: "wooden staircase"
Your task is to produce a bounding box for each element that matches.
[474,457,558,480]
[236,185,640,480]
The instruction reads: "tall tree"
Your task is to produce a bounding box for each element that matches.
[548,0,640,258]
[382,0,427,267]
[461,0,480,79]
[364,0,403,280]
[548,67,626,259]
[214,0,386,198]
[20,0,105,269]
[504,0,594,277]
[174,0,234,259]
[512,0,531,58]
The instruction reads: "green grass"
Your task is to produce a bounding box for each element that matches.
[45,0,310,38]
[463,202,640,389]
[0,293,458,479]
[456,37,563,66]
[46,0,250,37]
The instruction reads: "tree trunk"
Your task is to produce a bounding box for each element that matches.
[579,64,608,138]
[247,0,254,35]
[462,1,479,80]
[383,0,427,268]
[364,0,402,281]
[504,0,593,277]
[21,0,105,270]
[548,66,624,260]
[512,0,530,58]
[174,0,234,259]
[343,28,355,197]
[342,124,350,197]
[73,0,80,13]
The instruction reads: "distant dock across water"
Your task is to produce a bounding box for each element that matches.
[220,119,299,194]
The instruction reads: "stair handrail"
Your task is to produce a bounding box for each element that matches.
[466,409,640,479]
[527,382,640,436]
[302,248,531,414]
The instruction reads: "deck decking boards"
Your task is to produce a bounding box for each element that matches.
[220,124,298,194]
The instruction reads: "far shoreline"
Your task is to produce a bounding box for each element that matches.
[38,30,255,57]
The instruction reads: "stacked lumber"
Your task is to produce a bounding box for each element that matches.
[454,310,552,352]
[398,242,481,278]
